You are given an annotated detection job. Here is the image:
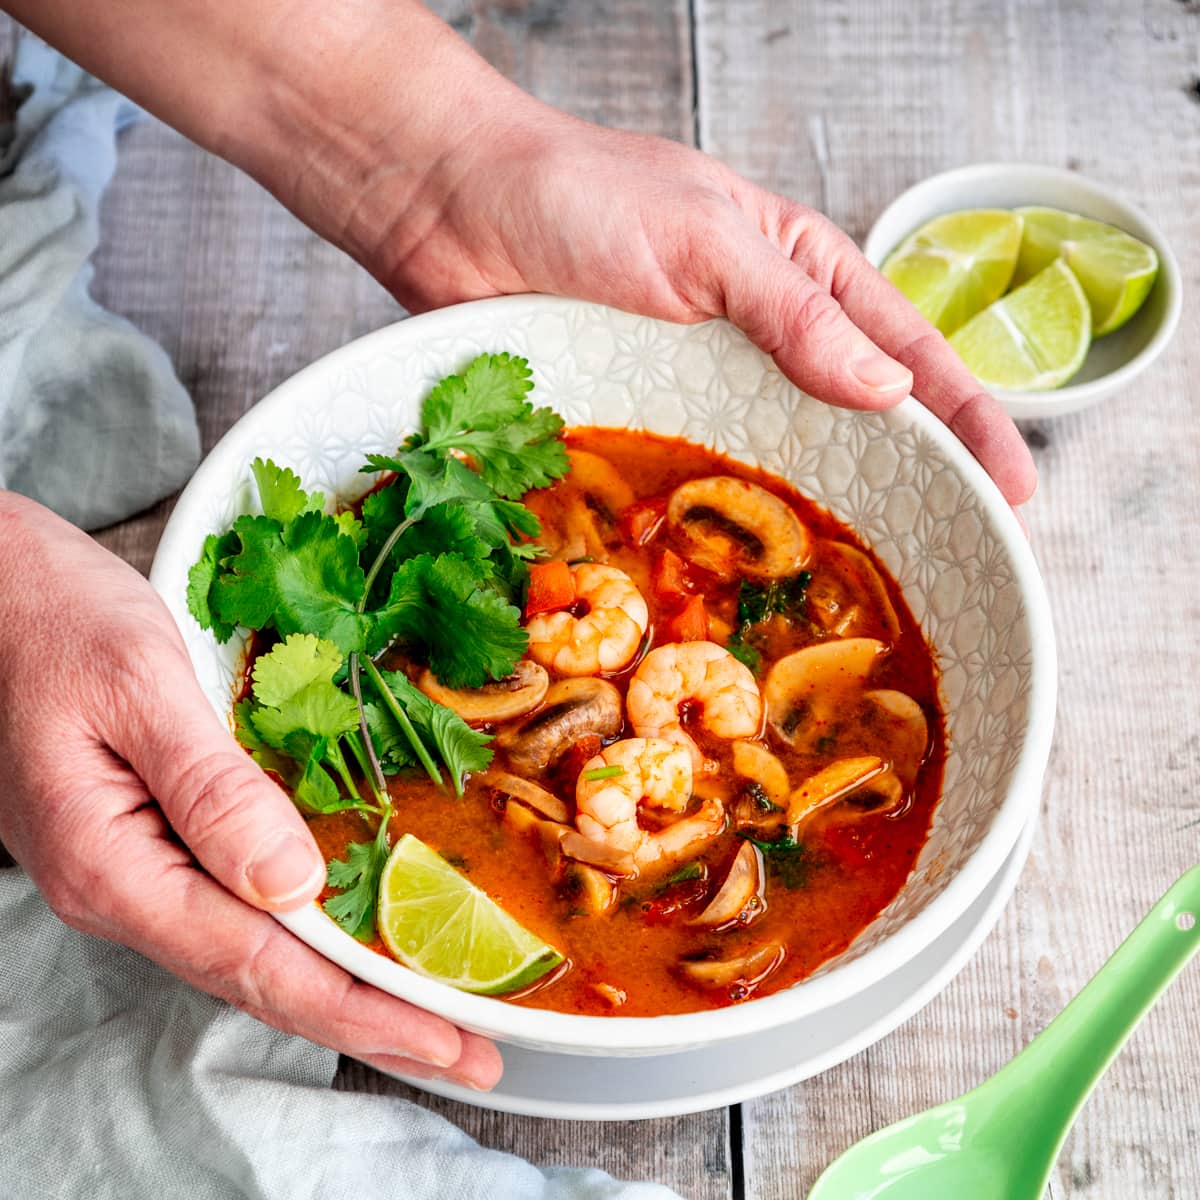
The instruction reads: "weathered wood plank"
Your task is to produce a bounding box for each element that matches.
[698,0,1200,1196]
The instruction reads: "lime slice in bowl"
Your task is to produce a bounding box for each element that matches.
[949,259,1091,391]
[1013,206,1158,336]
[881,209,1024,336]
[378,833,563,994]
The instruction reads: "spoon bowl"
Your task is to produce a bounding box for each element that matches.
[809,866,1200,1199]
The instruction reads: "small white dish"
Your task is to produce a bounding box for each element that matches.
[390,809,1039,1119]
[149,295,1057,1059]
[862,162,1183,420]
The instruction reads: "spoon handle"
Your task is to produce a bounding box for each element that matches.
[995,865,1200,1135]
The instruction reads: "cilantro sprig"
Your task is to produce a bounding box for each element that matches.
[187,351,569,938]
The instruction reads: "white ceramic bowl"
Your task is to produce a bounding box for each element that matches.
[149,296,1057,1057]
[862,162,1183,420]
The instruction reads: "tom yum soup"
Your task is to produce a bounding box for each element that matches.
[188,353,944,1016]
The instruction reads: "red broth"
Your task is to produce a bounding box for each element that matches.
[308,429,945,1016]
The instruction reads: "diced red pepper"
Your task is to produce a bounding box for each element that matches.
[663,595,710,643]
[620,497,668,546]
[652,549,693,604]
[524,560,575,618]
[639,877,709,925]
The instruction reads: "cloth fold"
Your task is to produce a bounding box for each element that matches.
[0,34,200,530]
[0,869,682,1198]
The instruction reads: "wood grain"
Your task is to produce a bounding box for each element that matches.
[4,0,1198,1195]
[698,1,1200,1196]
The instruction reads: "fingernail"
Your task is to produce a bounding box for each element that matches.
[852,351,912,394]
[246,830,324,905]
[408,1047,459,1070]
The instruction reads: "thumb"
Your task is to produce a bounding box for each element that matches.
[106,654,327,912]
[713,222,913,410]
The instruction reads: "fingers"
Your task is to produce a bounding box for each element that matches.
[709,220,913,411]
[100,644,326,912]
[103,802,501,1087]
[782,212,1038,505]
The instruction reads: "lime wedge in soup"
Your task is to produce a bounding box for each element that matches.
[1013,206,1158,336]
[881,209,1024,336]
[949,258,1091,391]
[377,834,563,994]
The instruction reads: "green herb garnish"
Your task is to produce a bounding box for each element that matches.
[739,832,811,890]
[724,571,814,674]
[187,351,569,937]
[582,764,626,782]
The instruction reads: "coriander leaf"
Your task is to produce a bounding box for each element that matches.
[362,700,414,774]
[324,819,390,940]
[212,511,370,652]
[333,510,366,550]
[726,635,761,674]
[363,447,493,515]
[250,633,344,707]
[251,457,325,524]
[361,483,408,564]
[187,530,240,642]
[392,502,493,567]
[375,669,493,792]
[251,681,360,746]
[233,699,299,784]
[423,352,534,440]
[373,553,527,686]
[293,736,343,814]
[427,407,567,498]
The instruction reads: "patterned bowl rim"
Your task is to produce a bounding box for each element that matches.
[150,294,1057,1055]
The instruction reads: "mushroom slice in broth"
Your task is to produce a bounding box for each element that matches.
[787,755,886,827]
[417,661,549,724]
[807,541,901,641]
[494,677,623,774]
[488,772,571,823]
[667,476,810,580]
[764,637,887,747]
[679,940,784,990]
[691,841,763,928]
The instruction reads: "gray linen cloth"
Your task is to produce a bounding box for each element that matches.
[0,37,683,1199]
[0,35,199,529]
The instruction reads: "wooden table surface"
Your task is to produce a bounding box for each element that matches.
[9,2,1200,1196]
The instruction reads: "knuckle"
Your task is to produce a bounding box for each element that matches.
[785,286,844,346]
[169,753,268,849]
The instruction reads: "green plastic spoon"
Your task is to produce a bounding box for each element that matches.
[808,865,1200,1200]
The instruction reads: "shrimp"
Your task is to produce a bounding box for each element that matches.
[526,562,649,676]
[564,737,725,875]
[627,641,763,769]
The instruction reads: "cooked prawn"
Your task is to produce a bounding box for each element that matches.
[526,563,649,675]
[627,641,763,769]
[564,737,725,875]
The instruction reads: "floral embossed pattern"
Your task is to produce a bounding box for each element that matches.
[150,296,1056,1048]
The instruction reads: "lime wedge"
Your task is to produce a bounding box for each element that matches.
[377,834,563,994]
[949,259,1091,391]
[1013,206,1158,336]
[881,210,1024,336]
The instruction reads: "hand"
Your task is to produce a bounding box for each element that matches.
[0,493,502,1090]
[359,112,1036,507]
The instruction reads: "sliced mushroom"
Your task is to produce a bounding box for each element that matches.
[666,476,810,580]
[764,638,887,745]
[417,661,549,724]
[808,541,901,641]
[731,740,790,808]
[691,841,763,928]
[678,940,784,990]
[494,677,623,773]
[842,767,905,815]
[501,801,572,869]
[560,861,617,915]
[787,755,885,826]
[560,831,638,876]
[488,771,571,823]
[566,449,636,517]
[865,689,929,787]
